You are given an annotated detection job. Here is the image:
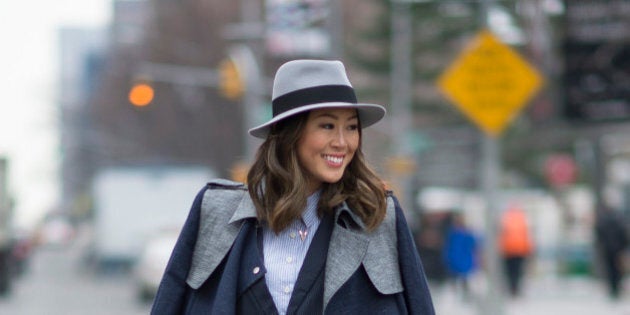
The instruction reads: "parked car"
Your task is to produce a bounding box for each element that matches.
[134,228,179,303]
[10,230,34,277]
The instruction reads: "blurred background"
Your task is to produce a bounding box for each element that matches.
[0,0,630,314]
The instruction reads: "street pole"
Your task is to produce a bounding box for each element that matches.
[480,135,504,315]
[136,62,219,87]
[390,0,416,224]
[478,0,504,314]
[390,1,413,155]
[237,0,264,163]
[328,0,345,59]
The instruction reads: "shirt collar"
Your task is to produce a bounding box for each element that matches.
[230,189,323,228]
[301,189,321,228]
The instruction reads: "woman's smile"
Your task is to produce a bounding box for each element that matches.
[323,154,345,167]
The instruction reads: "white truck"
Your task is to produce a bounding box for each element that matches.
[90,165,214,272]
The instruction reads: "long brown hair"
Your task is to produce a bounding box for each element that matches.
[247,111,387,233]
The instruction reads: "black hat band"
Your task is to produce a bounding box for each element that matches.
[272,85,357,117]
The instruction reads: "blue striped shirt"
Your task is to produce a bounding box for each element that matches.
[262,190,322,315]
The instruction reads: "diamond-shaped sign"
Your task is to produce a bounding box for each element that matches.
[437,29,544,136]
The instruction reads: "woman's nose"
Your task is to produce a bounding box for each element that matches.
[331,130,348,147]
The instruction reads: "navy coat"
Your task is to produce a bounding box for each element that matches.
[151,179,435,314]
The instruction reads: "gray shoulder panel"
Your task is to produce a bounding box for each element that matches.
[362,196,403,294]
[185,185,247,289]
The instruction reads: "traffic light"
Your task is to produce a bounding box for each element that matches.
[218,58,243,100]
[128,81,155,107]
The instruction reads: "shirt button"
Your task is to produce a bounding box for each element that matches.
[284,286,291,294]
[253,267,260,274]
[286,256,293,263]
[290,232,296,239]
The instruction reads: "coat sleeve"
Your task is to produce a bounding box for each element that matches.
[151,186,207,315]
[392,195,436,315]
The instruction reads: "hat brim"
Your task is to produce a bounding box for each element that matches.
[248,102,386,139]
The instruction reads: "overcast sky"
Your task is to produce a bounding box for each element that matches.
[0,0,111,228]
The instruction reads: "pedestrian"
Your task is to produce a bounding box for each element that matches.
[499,204,533,297]
[415,213,449,288]
[595,205,629,299]
[444,212,478,301]
[151,59,435,314]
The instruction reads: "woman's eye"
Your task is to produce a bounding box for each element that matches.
[348,124,359,131]
[320,123,334,130]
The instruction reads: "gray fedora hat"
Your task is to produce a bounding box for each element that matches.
[248,59,386,139]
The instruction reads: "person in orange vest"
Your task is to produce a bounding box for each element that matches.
[499,205,534,297]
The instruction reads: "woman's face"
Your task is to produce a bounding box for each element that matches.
[297,108,360,193]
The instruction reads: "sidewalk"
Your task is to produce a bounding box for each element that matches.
[431,275,630,315]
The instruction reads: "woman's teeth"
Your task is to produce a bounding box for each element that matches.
[324,155,343,164]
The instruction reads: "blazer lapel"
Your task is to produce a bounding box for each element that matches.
[323,205,369,309]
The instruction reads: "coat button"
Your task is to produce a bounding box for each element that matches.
[253,267,260,274]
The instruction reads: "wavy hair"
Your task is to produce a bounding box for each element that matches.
[247,111,387,234]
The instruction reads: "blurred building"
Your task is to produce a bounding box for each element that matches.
[58,26,107,218]
[59,0,243,219]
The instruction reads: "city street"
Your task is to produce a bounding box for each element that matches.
[2,237,630,315]
[433,272,630,315]
[0,242,152,315]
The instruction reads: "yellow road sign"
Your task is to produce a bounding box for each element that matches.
[437,29,544,136]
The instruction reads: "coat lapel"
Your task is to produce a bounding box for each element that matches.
[323,197,403,310]
[323,204,370,309]
[186,186,257,289]
[361,197,403,294]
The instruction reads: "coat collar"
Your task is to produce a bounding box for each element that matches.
[186,184,402,308]
[229,190,257,223]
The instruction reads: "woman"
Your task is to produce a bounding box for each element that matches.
[151,60,435,314]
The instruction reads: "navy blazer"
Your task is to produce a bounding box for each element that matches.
[151,179,435,314]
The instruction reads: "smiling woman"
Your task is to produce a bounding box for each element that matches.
[151,60,436,315]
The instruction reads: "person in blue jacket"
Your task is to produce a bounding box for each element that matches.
[444,212,478,301]
[151,59,435,314]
